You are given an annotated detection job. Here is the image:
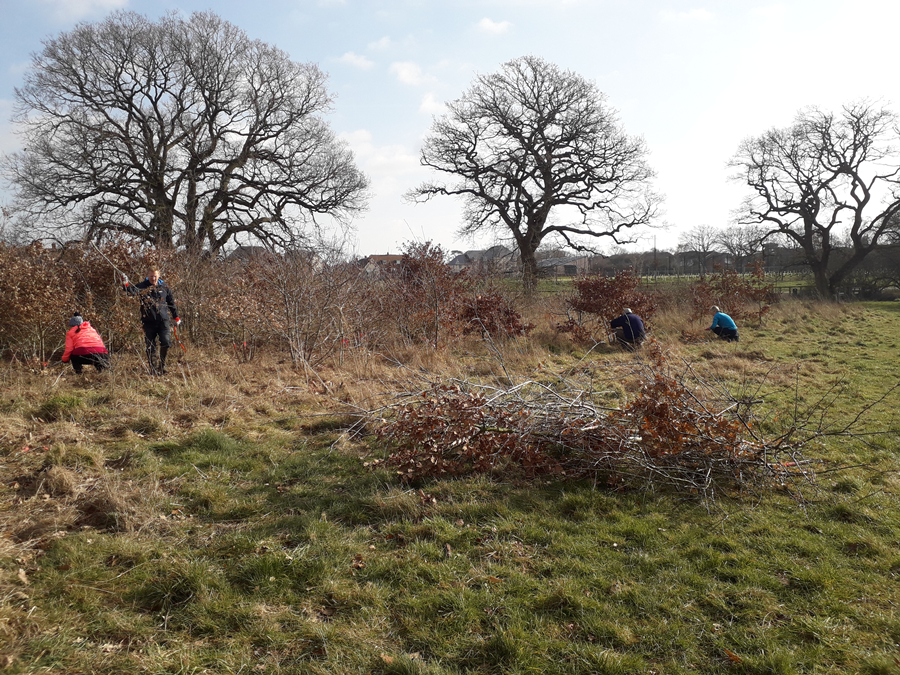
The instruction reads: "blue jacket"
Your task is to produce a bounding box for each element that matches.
[710,312,737,331]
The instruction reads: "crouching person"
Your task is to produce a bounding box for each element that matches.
[610,308,646,349]
[707,305,739,342]
[62,313,110,374]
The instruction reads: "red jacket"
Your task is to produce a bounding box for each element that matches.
[62,321,108,362]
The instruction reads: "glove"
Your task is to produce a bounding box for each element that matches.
[174,317,181,326]
[121,273,129,285]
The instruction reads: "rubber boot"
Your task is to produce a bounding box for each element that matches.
[159,346,169,375]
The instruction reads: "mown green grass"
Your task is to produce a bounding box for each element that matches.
[2,300,899,674]
[11,441,900,674]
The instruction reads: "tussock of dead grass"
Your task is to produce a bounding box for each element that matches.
[38,466,78,497]
[4,465,155,544]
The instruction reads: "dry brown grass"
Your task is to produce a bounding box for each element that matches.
[4,463,153,545]
[0,296,882,559]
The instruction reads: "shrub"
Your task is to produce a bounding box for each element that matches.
[558,268,658,344]
[690,261,778,326]
[379,242,470,349]
[0,242,78,362]
[455,290,534,339]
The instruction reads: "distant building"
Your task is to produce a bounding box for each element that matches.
[447,245,516,273]
[226,245,272,262]
[536,255,591,277]
[358,254,404,276]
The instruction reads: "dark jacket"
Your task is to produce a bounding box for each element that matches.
[125,278,179,326]
[610,312,646,342]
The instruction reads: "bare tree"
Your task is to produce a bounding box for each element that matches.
[730,101,900,299]
[407,55,660,292]
[716,224,767,272]
[0,205,11,243]
[677,224,721,275]
[2,11,368,253]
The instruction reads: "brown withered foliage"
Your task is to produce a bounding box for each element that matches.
[375,384,558,480]
[690,261,779,327]
[456,291,534,339]
[380,241,468,349]
[0,239,538,367]
[0,240,185,362]
[558,268,658,344]
[374,345,810,498]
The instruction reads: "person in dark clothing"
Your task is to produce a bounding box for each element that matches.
[610,308,646,348]
[121,267,180,375]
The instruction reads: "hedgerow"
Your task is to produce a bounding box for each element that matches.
[0,240,533,365]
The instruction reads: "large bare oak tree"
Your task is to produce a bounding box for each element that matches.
[2,11,368,252]
[407,55,660,291]
[730,101,900,299]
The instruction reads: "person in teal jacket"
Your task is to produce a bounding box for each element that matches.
[706,306,739,342]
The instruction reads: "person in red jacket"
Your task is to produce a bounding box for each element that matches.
[62,313,110,373]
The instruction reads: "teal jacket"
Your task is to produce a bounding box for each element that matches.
[710,312,737,331]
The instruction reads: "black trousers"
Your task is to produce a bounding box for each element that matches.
[613,326,645,348]
[712,326,739,342]
[143,322,172,372]
[71,352,110,373]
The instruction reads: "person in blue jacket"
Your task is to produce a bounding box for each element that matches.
[610,308,646,348]
[706,305,738,342]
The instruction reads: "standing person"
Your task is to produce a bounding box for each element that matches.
[121,267,180,375]
[61,313,110,373]
[610,308,646,348]
[706,305,739,342]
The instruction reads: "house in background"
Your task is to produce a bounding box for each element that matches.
[447,245,517,273]
[225,245,273,262]
[536,255,591,277]
[358,254,404,276]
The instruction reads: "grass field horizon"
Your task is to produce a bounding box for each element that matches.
[1,298,898,674]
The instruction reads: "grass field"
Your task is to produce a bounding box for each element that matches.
[1,300,898,674]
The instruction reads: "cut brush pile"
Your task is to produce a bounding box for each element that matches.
[374,345,820,498]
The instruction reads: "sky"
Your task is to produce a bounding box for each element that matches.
[2,0,900,256]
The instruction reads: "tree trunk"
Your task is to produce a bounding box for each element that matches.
[809,260,834,300]
[520,247,539,295]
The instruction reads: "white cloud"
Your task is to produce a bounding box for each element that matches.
[659,8,714,22]
[340,129,420,177]
[419,93,446,115]
[38,0,127,22]
[389,61,434,86]
[368,36,394,50]
[339,52,375,69]
[749,4,787,21]
[7,62,30,79]
[476,18,512,34]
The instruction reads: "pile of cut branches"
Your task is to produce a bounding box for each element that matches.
[372,347,826,499]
